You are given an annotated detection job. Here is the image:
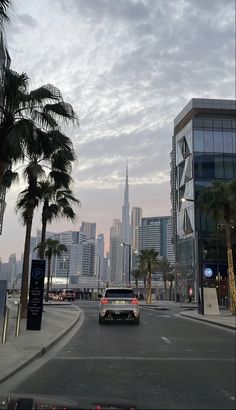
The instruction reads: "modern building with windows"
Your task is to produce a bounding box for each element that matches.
[138,216,175,263]
[171,98,236,304]
[80,221,96,240]
[109,219,123,284]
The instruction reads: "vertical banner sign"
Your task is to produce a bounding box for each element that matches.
[0,280,7,318]
[27,259,46,330]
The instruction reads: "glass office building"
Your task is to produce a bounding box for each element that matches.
[171,99,236,303]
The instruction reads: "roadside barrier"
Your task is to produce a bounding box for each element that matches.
[1,306,9,344]
[15,303,22,337]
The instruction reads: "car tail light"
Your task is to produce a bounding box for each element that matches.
[131,298,139,305]
[101,297,109,304]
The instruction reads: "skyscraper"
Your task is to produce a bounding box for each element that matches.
[138,216,175,263]
[109,219,123,284]
[121,165,130,244]
[80,221,96,240]
[131,207,143,251]
[170,98,236,303]
[96,234,104,280]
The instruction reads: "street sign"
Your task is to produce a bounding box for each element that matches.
[27,259,46,331]
[204,268,213,278]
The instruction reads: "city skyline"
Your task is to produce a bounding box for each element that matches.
[0,0,235,261]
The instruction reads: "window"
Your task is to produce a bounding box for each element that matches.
[104,289,134,298]
[213,130,223,153]
[204,129,214,152]
[194,129,204,151]
[215,156,224,178]
[223,131,233,153]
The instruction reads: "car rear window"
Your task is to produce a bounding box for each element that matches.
[105,289,134,298]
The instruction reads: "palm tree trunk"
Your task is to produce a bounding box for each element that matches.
[164,277,167,301]
[45,256,51,302]
[39,214,47,259]
[20,212,33,318]
[225,224,236,315]
[169,280,173,301]
[39,203,48,259]
[146,272,152,304]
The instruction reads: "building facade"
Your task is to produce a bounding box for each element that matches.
[109,219,123,284]
[171,98,236,303]
[138,216,175,263]
[80,221,96,240]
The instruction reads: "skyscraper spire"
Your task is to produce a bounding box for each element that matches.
[122,162,130,244]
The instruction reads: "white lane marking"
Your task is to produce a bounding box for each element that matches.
[141,320,147,325]
[161,336,171,344]
[55,356,235,361]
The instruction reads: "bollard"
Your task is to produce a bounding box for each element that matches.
[15,303,22,337]
[1,306,9,344]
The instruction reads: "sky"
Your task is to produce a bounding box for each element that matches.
[0,0,235,261]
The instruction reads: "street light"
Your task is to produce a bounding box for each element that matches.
[63,257,69,290]
[181,196,204,314]
[121,243,131,284]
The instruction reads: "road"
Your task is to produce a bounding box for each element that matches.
[2,301,236,409]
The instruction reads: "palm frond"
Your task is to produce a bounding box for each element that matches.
[44,101,78,123]
[0,169,18,188]
[0,0,12,23]
[29,84,62,103]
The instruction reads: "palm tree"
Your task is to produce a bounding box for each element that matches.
[158,258,174,300]
[34,239,67,302]
[38,180,80,259]
[0,0,11,24]
[131,268,145,289]
[0,68,77,188]
[199,180,236,314]
[16,128,76,317]
[138,249,159,304]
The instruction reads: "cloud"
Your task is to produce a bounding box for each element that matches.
[1,0,235,260]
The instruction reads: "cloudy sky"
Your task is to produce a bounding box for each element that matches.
[0,0,235,261]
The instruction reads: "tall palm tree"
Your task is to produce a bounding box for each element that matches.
[34,239,67,302]
[0,0,11,24]
[38,179,80,259]
[138,249,159,304]
[131,268,145,290]
[0,68,77,188]
[158,258,174,300]
[199,180,236,314]
[16,128,76,317]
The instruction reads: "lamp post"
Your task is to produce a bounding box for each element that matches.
[121,243,131,284]
[181,197,204,314]
[63,257,69,289]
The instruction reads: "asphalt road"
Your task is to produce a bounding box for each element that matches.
[5,301,236,409]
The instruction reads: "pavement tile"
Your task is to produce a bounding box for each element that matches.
[0,305,81,384]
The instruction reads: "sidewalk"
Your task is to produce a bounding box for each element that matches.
[0,301,81,385]
[140,300,235,330]
[179,309,236,330]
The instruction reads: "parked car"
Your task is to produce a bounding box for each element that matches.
[60,289,76,301]
[98,287,140,325]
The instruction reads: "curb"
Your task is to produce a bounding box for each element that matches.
[179,312,236,330]
[0,307,81,385]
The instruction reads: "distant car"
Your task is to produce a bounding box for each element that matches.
[60,289,76,301]
[98,287,140,325]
